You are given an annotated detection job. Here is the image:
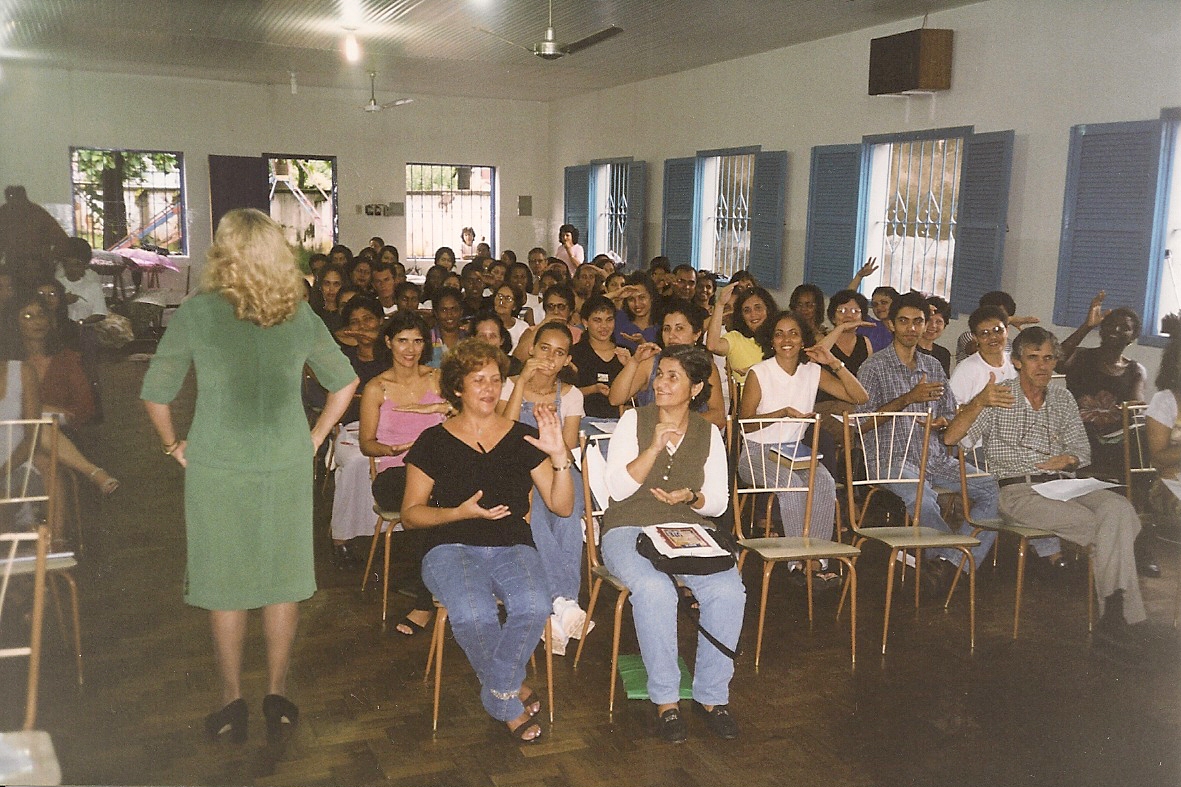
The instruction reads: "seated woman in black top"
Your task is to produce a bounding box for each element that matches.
[402,339,572,743]
[570,295,630,423]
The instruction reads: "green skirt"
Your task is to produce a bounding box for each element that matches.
[183,460,315,610]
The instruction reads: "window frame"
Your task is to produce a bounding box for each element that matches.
[263,152,339,252]
[405,162,497,265]
[69,145,188,256]
[564,158,647,269]
[804,125,1014,315]
[659,146,787,287]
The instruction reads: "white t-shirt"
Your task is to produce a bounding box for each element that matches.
[745,357,821,445]
[1146,389,1179,430]
[56,266,108,321]
[506,318,529,352]
[949,351,1015,407]
[554,243,584,275]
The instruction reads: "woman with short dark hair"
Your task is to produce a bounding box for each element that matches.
[402,339,572,742]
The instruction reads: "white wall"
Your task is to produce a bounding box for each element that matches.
[0,66,552,285]
[548,0,1181,374]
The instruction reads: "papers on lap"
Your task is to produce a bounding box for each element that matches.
[1032,477,1120,502]
[641,523,729,558]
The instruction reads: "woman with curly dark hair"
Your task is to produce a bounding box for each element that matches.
[706,282,778,383]
[402,339,572,742]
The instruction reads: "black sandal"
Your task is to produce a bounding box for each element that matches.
[519,689,541,717]
[508,715,543,743]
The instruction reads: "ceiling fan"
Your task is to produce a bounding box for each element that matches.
[362,72,413,113]
[478,0,623,61]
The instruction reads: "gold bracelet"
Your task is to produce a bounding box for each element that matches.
[552,459,573,472]
[163,440,180,455]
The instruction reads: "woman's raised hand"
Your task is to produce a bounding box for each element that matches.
[804,344,838,366]
[856,257,879,279]
[457,490,510,521]
[613,346,633,365]
[649,420,684,454]
[524,402,568,461]
[633,342,661,363]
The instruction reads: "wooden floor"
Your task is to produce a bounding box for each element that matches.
[2,356,1180,787]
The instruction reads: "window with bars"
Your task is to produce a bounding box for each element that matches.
[405,163,495,269]
[697,153,755,279]
[70,147,186,254]
[804,128,1013,314]
[592,163,630,261]
[267,156,337,257]
[865,137,963,299]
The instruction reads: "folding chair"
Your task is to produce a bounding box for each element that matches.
[0,419,82,688]
[572,431,633,716]
[840,411,979,655]
[952,443,1095,640]
[733,415,860,670]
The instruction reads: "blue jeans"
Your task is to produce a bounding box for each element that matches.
[421,544,549,722]
[602,527,746,707]
[890,462,999,571]
[530,466,586,602]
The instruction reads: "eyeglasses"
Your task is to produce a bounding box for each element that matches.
[834,306,862,316]
[544,302,570,311]
[494,293,516,302]
[975,325,1006,338]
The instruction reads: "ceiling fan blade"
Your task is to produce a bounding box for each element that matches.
[563,25,623,55]
[474,26,534,54]
[382,98,413,108]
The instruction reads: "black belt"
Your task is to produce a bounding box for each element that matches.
[997,473,1067,488]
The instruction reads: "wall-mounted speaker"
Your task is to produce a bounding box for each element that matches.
[869,29,953,95]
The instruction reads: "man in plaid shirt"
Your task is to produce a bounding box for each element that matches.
[944,326,1146,649]
[856,292,999,591]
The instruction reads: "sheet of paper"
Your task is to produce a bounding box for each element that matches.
[1160,477,1181,502]
[1031,477,1120,502]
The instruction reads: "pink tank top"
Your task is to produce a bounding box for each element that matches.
[375,387,446,472]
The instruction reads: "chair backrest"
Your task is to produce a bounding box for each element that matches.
[1122,402,1155,500]
[732,415,820,538]
[0,522,50,730]
[1,419,57,534]
[579,431,612,570]
[842,411,932,530]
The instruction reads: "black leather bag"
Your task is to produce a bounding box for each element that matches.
[634,525,739,575]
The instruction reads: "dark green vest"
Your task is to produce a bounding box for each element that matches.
[601,404,713,534]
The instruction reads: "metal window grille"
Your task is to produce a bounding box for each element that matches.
[595,162,629,260]
[701,153,754,279]
[70,148,185,254]
[405,163,496,269]
[267,157,337,254]
[1156,122,1181,329]
[871,138,962,298]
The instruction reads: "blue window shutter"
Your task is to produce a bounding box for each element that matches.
[623,160,647,270]
[1053,120,1167,327]
[748,150,788,288]
[949,130,1015,315]
[804,144,862,296]
[564,165,590,240]
[662,157,697,267]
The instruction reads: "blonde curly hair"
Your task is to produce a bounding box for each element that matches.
[202,208,304,327]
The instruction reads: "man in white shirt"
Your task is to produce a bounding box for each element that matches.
[371,262,398,318]
[55,237,107,323]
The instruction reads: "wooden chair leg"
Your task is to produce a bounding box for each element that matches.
[574,578,603,668]
[844,560,857,667]
[608,591,628,717]
[882,549,899,655]
[431,607,448,732]
[361,515,384,592]
[1013,538,1029,640]
[1086,547,1095,633]
[754,562,773,673]
[381,525,393,623]
[544,618,554,723]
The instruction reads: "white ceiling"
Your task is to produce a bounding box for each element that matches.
[0,0,982,101]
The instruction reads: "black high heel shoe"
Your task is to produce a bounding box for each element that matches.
[205,698,248,743]
[262,694,299,741]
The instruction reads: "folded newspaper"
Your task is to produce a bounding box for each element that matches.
[640,523,730,558]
